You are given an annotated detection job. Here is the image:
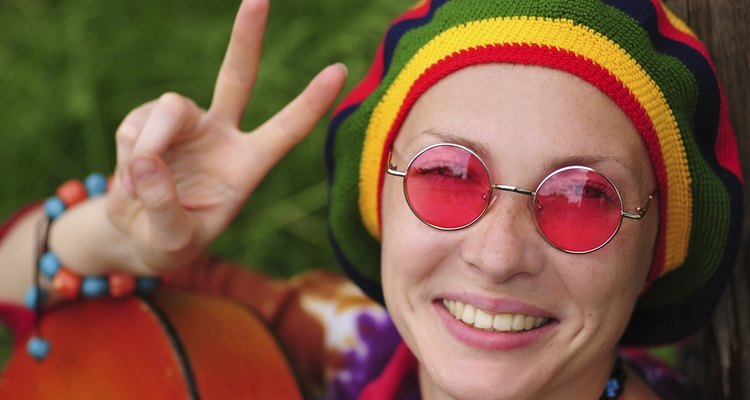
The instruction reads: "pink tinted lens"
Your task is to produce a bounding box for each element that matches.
[534,168,622,252]
[404,145,491,229]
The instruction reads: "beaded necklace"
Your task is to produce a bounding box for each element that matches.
[600,358,627,400]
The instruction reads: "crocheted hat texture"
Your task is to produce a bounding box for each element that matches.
[326,0,743,345]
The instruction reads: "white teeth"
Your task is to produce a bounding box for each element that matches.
[455,301,465,318]
[473,308,493,329]
[493,313,513,331]
[443,299,550,332]
[462,304,476,324]
[511,314,526,331]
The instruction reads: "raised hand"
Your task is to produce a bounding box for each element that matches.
[105,0,347,274]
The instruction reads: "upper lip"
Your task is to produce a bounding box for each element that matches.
[437,293,556,319]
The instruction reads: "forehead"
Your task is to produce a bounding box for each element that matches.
[394,64,652,184]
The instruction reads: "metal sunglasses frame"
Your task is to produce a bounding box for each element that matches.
[385,143,656,254]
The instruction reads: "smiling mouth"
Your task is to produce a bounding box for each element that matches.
[442,299,551,332]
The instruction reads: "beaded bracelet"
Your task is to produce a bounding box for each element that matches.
[25,174,160,361]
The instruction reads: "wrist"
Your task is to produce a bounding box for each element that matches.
[49,196,138,275]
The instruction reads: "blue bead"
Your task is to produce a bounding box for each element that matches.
[43,197,66,219]
[85,173,108,197]
[136,277,160,292]
[24,286,46,309]
[606,378,619,397]
[81,276,108,298]
[27,336,51,361]
[39,252,61,279]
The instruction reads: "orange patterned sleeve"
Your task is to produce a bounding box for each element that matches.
[166,258,401,399]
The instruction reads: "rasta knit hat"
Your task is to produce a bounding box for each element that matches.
[325,0,743,345]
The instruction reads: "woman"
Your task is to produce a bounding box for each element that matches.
[326,1,743,397]
[0,0,743,398]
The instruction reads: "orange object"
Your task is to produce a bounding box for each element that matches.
[56,180,87,208]
[51,268,82,299]
[0,290,302,399]
[108,273,136,297]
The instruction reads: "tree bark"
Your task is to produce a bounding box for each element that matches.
[663,0,750,398]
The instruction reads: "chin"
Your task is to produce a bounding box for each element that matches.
[411,330,555,400]
[421,357,544,400]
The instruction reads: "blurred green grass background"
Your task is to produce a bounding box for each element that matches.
[0,0,404,368]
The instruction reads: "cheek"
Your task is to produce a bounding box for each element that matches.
[381,178,432,281]
[569,217,657,334]
[380,178,453,307]
[380,179,413,299]
[380,178,425,339]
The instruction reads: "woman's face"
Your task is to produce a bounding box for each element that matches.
[380,64,659,400]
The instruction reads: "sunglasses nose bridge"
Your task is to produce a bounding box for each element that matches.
[483,184,537,226]
[492,184,535,197]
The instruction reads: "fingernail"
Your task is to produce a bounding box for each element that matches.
[334,62,348,76]
[131,157,157,182]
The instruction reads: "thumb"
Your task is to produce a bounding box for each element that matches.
[129,155,194,252]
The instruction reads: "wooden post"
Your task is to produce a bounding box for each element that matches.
[664,0,750,398]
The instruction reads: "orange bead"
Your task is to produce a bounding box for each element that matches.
[108,273,136,298]
[56,180,87,208]
[51,268,82,300]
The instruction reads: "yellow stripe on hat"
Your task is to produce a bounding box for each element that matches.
[359,16,692,273]
[662,5,698,39]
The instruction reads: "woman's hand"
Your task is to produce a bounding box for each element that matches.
[104,0,347,274]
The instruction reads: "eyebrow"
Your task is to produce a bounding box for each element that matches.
[543,154,642,185]
[419,129,493,162]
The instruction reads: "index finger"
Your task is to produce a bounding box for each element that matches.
[208,0,269,126]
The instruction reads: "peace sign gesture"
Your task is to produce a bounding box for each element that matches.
[104,0,347,274]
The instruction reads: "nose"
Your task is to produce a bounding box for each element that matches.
[458,192,545,284]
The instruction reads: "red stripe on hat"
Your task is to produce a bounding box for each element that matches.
[651,1,743,182]
[334,44,386,115]
[333,1,434,115]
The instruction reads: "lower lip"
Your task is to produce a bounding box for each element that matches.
[435,301,556,351]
